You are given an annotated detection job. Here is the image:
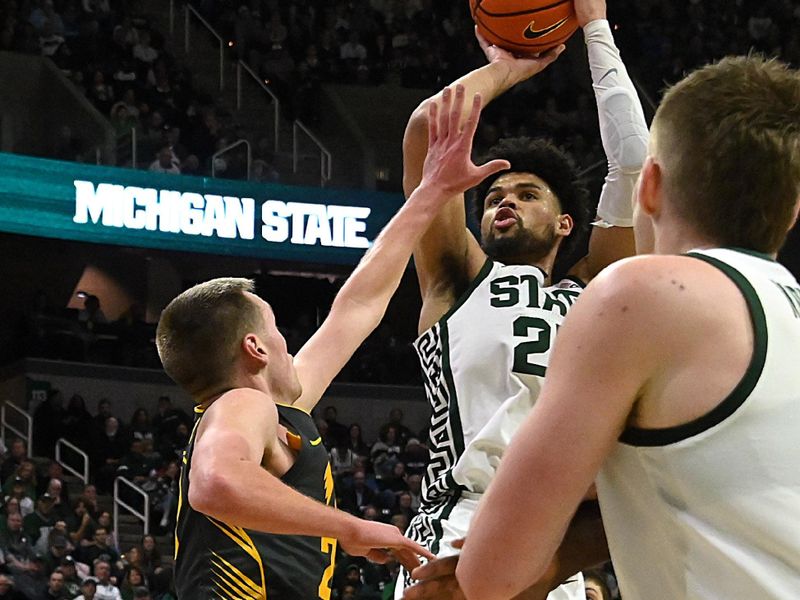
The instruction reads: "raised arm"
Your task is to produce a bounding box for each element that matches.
[293,89,509,412]
[187,389,433,569]
[570,0,649,282]
[406,38,564,331]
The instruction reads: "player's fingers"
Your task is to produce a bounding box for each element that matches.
[475,25,491,52]
[462,93,483,142]
[428,101,439,146]
[476,159,511,181]
[451,538,466,550]
[402,538,436,561]
[540,44,565,65]
[439,86,452,139]
[410,555,459,580]
[449,84,466,139]
[396,549,422,572]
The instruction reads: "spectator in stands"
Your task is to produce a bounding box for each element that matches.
[131,588,150,600]
[400,437,427,477]
[138,536,160,580]
[379,461,407,494]
[1,512,42,597]
[5,478,34,518]
[321,406,348,444]
[41,478,68,521]
[92,401,116,436]
[41,530,72,576]
[1,439,27,483]
[79,485,99,520]
[156,423,188,464]
[393,491,415,523]
[2,496,22,519]
[130,408,155,440]
[132,30,158,65]
[0,574,29,600]
[93,512,118,554]
[347,423,370,460]
[90,560,120,600]
[370,425,401,481]
[93,417,127,494]
[39,569,68,600]
[58,557,83,598]
[390,513,409,535]
[118,566,145,600]
[379,408,411,445]
[148,146,180,174]
[76,577,98,600]
[66,498,94,545]
[329,435,357,479]
[116,439,155,488]
[405,473,421,513]
[33,389,65,458]
[150,397,190,450]
[5,462,37,502]
[339,468,376,517]
[62,395,94,451]
[77,528,118,567]
[147,460,177,534]
[22,493,57,546]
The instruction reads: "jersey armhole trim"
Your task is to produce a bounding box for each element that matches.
[619,252,768,447]
[436,257,494,325]
[562,275,587,289]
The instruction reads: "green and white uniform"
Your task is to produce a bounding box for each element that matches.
[399,259,585,599]
[597,248,800,600]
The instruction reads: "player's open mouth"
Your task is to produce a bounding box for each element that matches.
[494,207,518,230]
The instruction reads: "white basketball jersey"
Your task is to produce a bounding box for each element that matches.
[597,248,800,599]
[408,259,583,552]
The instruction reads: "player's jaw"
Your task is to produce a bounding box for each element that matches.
[481,216,559,264]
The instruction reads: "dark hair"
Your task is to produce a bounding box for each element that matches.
[654,55,800,253]
[472,137,592,262]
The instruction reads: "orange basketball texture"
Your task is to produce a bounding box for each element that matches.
[471,0,579,55]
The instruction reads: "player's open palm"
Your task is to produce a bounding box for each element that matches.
[476,27,564,87]
[340,519,435,572]
[420,84,509,197]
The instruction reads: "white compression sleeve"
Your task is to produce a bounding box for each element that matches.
[584,19,649,227]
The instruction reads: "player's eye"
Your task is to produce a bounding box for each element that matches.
[487,196,502,206]
[523,192,536,201]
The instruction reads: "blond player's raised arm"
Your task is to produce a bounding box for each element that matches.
[405,36,564,332]
[293,89,509,412]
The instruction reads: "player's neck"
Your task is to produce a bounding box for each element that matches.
[653,218,718,256]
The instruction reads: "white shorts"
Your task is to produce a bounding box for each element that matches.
[396,494,585,599]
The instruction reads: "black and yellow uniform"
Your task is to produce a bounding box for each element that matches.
[174,403,337,600]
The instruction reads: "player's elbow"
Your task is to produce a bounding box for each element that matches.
[188,468,236,517]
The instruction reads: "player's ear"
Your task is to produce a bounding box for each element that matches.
[636,156,662,218]
[556,213,573,238]
[243,334,268,364]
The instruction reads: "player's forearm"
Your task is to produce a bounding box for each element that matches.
[331,181,451,322]
[189,459,359,540]
[585,19,649,227]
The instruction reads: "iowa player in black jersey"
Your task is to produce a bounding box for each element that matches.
[155,88,509,599]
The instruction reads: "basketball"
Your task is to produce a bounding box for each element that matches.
[470,0,579,55]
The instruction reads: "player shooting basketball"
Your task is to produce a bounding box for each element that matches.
[156,88,507,599]
[398,0,648,598]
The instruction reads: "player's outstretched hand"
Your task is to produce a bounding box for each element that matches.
[340,519,435,573]
[476,26,564,88]
[419,84,509,197]
[403,546,464,600]
[574,0,607,28]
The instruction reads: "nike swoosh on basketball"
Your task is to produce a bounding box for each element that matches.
[523,17,569,40]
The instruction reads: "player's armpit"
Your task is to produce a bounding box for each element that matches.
[570,223,636,283]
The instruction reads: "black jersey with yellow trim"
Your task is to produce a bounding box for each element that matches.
[174,402,337,600]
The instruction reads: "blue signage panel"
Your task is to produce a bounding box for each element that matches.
[0,153,404,265]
